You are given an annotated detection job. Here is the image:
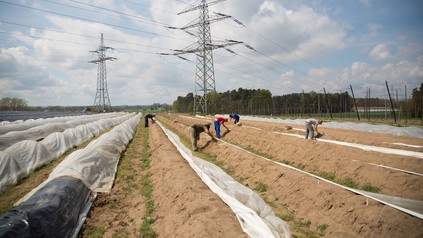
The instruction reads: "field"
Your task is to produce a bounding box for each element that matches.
[82,113,422,237]
[1,113,422,237]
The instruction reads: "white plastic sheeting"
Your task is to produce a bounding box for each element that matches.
[0,112,127,150]
[47,113,141,193]
[1,113,141,238]
[226,131,423,220]
[239,116,423,138]
[275,132,423,159]
[359,190,423,215]
[0,112,135,192]
[17,112,141,204]
[156,121,291,238]
[0,112,122,135]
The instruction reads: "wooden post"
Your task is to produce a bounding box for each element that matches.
[350,85,360,121]
[368,88,371,120]
[420,86,423,123]
[302,90,311,117]
[405,85,408,123]
[385,81,397,123]
[323,88,333,119]
[318,93,321,117]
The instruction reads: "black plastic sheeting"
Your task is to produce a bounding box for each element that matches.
[0,176,92,238]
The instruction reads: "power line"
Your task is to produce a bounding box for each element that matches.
[211,30,322,87]
[0,30,158,55]
[0,1,163,37]
[62,0,169,26]
[122,0,181,15]
[0,31,97,48]
[156,3,319,96]
[0,0,201,47]
[242,22,346,88]
[0,20,169,51]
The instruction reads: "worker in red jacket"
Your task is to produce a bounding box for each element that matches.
[214,116,230,138]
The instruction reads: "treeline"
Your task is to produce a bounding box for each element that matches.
[0,97,171,113]
[172,85,423,119]
[0,97,29,111]
[403,83,423,118]
[172,88,353,115]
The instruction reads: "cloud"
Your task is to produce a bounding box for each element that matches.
[396,42,423,60]
[0,47,55,88]
[343,59,423,97]
[1,0,421,106]
[369,43,393,61]
[233,1,346,62]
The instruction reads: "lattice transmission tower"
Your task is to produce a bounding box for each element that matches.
[89,33,116,113]
[164,0,243,114]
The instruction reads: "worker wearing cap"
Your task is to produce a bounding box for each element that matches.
[305,118,323,140]
[189,123,215,151]
[214,116,230,139]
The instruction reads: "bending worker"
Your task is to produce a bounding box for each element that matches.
[144,114,155,128]
[189,123,215,151]
[229,113,240,124]
[214,116,230,139]
[305,118,322,140]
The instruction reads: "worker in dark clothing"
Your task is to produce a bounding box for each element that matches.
[229,114,240,124]
[145,114,155,128]
[189,123,216,151]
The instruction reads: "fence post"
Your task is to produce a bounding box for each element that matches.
[385,81,397,123]
[368,88,371,120]
[350,85,360,121]
[323,88,333,119]
[405,85,408,123]
[302,90,311,117]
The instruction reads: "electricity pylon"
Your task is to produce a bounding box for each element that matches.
[166,0,242,114]
[89,33,116,113]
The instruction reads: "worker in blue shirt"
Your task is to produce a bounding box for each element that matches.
[229,113,240,124]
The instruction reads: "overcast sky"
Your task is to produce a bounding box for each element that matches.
[0,0,422,106]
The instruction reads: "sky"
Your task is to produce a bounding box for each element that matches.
[0,0,422,107]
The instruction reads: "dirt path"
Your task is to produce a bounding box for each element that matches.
[81,119,247,238]
[80,122,147,237]
[157,114,423,237]
[7,113,420,237]
[148,119,247,238]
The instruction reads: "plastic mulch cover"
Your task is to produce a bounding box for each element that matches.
[0,176,92,238]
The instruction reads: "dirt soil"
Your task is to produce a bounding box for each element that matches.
[66,113,423,237]
[80,118,247,238]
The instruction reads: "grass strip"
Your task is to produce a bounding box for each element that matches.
[139,125,157,238]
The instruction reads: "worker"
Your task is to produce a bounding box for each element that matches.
[188,123,215,151]
[214,116,230,139]
[305,118,323,140]
[144,114,155,128]
[229,113,240,124]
